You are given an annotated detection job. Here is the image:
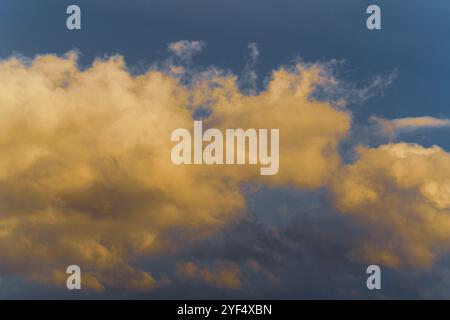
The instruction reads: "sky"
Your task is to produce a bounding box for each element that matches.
[1,0,450,299]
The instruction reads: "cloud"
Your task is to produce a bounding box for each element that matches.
[332,143,450,268]
[198,63,351,188]
[248,43,259,62]
[371,115,450,136]
[168,40,206,60]
[241,43,259,94]
[0,52,248,291]
[2,49,450,296]
[0,52,350,291]
[310,62,397,109]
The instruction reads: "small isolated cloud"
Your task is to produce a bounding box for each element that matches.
[371,115,450,136]
[168,40,206,60]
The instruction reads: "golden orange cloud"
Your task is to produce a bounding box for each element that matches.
[1,52,449,292]
[0,53,349,290]
[332,143,450,268]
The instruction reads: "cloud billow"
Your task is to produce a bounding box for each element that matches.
[0,49,449,296]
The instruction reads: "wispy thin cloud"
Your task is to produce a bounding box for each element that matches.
[371,115,450,136]
[168,40,206,60]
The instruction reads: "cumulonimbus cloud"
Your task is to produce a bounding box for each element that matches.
[0,52,349,291]
[0,50,449,292]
